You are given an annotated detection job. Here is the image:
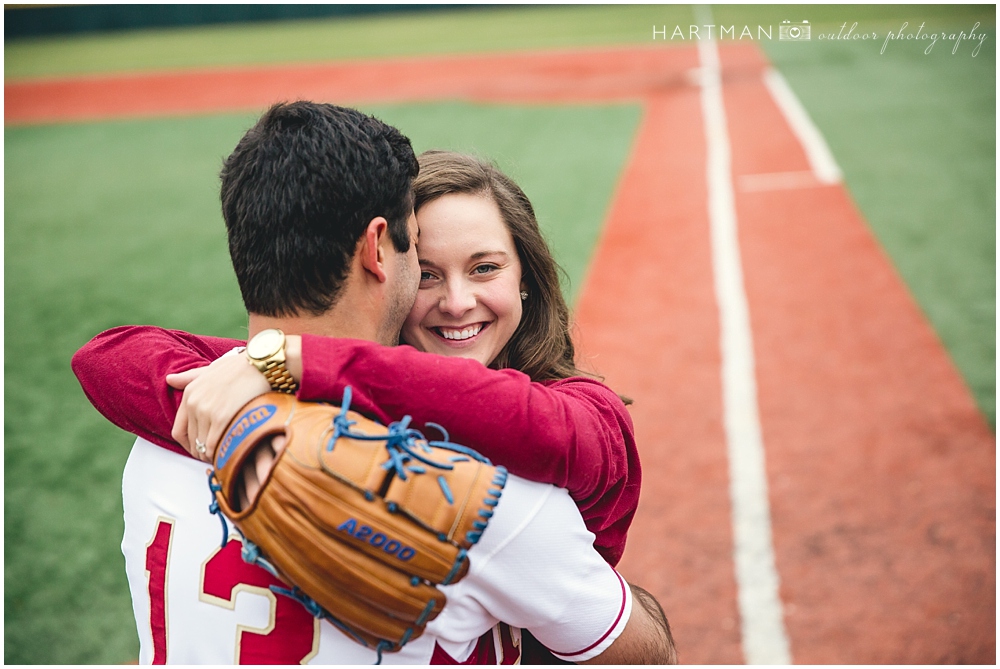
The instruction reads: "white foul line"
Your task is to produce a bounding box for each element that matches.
[763,68,842,184]
[694,19,793,666]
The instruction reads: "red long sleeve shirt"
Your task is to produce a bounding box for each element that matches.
[72,326,640,565]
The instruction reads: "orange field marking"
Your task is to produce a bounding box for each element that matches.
[6,46,694,124]
[719,43,995,663]
[10,43,994,664]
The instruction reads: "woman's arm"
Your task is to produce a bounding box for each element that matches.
[73,326,639,565]
[298,335,631,498]
[296,335,640,565]
[71,326,243,455]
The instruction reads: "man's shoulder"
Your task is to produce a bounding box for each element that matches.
[489,473,565,521]
[470,473,585,563]
[491,473,562,512]
[433,471,625,662]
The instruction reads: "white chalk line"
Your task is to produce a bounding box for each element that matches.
[762,68,842,185]
[693,5,793,664]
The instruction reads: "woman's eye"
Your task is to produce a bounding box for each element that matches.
[420,271,436,282]
[472,264,498,275]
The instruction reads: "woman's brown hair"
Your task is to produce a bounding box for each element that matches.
[412,150,586,382]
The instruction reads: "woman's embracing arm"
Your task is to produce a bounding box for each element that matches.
[73,328,640,564]
[297,335,640,565]
[71,326,243,454]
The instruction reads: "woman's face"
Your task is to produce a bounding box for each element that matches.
[402,192,523,366]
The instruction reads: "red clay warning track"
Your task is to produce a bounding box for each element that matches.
[6,47,695,123]
[10,44,994,664]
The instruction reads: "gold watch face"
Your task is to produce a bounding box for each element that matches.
[247,328,284,360]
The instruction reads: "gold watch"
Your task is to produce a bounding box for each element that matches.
[246,328,298,393]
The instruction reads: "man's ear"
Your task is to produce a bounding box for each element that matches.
[359,217,389,283]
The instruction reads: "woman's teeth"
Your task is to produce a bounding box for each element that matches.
[438,324,483,341]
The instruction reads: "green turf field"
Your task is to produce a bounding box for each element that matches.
[5,4,994,664]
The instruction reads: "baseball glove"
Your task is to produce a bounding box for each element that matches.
[207,388,507,658]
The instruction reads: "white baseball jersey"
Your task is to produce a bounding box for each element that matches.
[122,437,631,664]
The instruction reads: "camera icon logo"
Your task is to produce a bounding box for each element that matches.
[779,20,811,41]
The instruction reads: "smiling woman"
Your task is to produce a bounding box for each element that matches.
[404,191,525,365]
[407,150,585,382]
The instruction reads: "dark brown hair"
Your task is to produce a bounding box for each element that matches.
[221,102,417,317]
[412,150,587,382]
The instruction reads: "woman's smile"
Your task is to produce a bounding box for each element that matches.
[402,192,523,366]
[432,321,489,342]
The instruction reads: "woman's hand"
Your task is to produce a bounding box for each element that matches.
[166,355,271,462]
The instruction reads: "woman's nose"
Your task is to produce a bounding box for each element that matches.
[439,279,476,317]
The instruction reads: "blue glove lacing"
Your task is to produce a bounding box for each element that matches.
[205,385,502,664]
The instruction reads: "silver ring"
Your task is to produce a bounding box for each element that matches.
[195,439,207,455]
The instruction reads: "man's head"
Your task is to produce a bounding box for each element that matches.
[221,102,419,340]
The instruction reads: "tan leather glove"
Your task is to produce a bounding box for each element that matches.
[209,390,507,658]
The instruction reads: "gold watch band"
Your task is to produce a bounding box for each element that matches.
[261,360,298,393]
